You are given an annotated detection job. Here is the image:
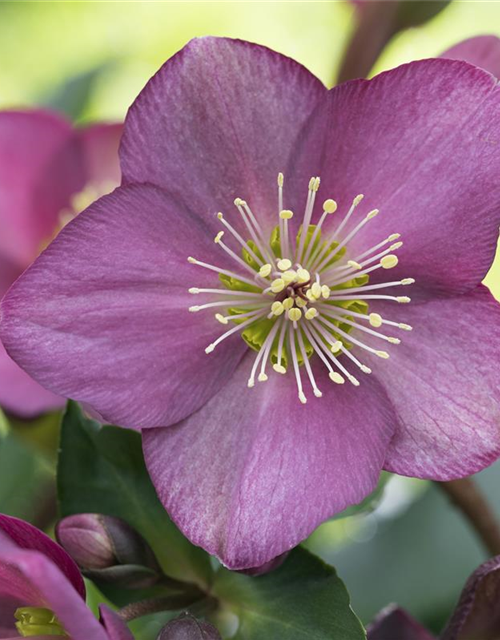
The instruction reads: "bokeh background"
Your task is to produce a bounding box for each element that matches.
[0,1,499,636]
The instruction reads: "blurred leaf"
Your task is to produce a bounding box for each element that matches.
[10,410,62,459]
[0,408,8,437]
[213,547,366,640]
[40,65,110,121]
[394,1,451,31]
[58,402,213,588]
[0,425,54,522]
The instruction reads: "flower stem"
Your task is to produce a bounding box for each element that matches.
[438,477,500,556]
[117,592,212,622]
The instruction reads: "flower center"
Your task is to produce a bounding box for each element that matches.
[15,607,66,637]
[188,174,414,404]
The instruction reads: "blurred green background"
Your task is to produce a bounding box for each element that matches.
[1,0,499,635]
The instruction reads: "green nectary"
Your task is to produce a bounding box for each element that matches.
[15,607,67,637]
[219,224,369,369]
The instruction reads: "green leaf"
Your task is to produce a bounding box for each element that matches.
[0,424,54,521]
[57,402,212,587]
[212,548,366,640]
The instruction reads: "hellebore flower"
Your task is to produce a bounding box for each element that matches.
[0,110,122,417]
[367,555,500,639]
[442,34,500,78]
[2,38,500,569]
[0,513,133,639]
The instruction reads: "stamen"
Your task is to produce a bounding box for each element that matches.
[273,316,288,374]
[296,176,320,262]
[217,212,264,267]
[206,309,267,353]
[289,329,306,404]
[187,257,259,288]
[215,232,268,279]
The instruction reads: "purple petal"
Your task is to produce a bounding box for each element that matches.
[0,531,108,640]
[0,341,63,417]
[441,35,500,78]
[121,37,325,235]
[441,555,500,640]
[367,605,435,640]
[0,184,246,429]
[78,123,123,187]
[368,286,500,479]
[0,110,85,269]
[143,353,396,569]
[99,605,134,640]
[0,514,85,598]
[288,58,500,300]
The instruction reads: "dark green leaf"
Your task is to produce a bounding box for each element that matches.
[212,547,365,640]
[57,402,212,588]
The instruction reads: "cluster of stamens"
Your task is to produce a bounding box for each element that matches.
[188,173,414,404]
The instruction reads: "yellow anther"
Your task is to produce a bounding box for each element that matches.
[311,282,322,299]
[296,268,310,283]
[347,260,362,270]
[214,231,224,243]
[271,301,284,316]
[306,290,315,301]
[283,297,294,310]
[187,257,197,264]
[277,258,292,271]
[323,199,337,214]
[234,198,243,207]
[288,308,302,322]
[299,391,307,404]
[399,323,413,331]
[360,365,372,374]
[205,344,215,354]
[314,389,323,398]
[217,212,224,220]
[390,241,403,251]
[329,371,345,384]
[258,373,268,382]
[397,296,411,303]
[376,350,390,359]
[188,288,200,294]
[271,278,286,293]
[387,337,401,345]
[321,285,331,299]
[189,306,201,312]
[401,278,415,285]
[388,233,400,241]
[308,177,316,190]
[366,209,379,220]
[282,269,297,284]
[313,177,321,191]
[381,255,399,269]
[353,194,364,206]
[277,172,284,187]
[259,263,272,278]
[215,313,228,325]
[331,340,342,353]
[305,308,318,320]
[295,297,307,308]
[279,209,294,220]
[273,363,287,374]
[369,313,383,327]
[247,378,255,388]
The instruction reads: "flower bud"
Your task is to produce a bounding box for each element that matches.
[157,613,221,639]
[56,514,162,588]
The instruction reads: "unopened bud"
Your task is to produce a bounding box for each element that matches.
[56,514,161,588]
[157,613,222,639]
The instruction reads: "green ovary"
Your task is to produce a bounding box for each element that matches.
[219,224,368,369]
[15,607,67,637]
